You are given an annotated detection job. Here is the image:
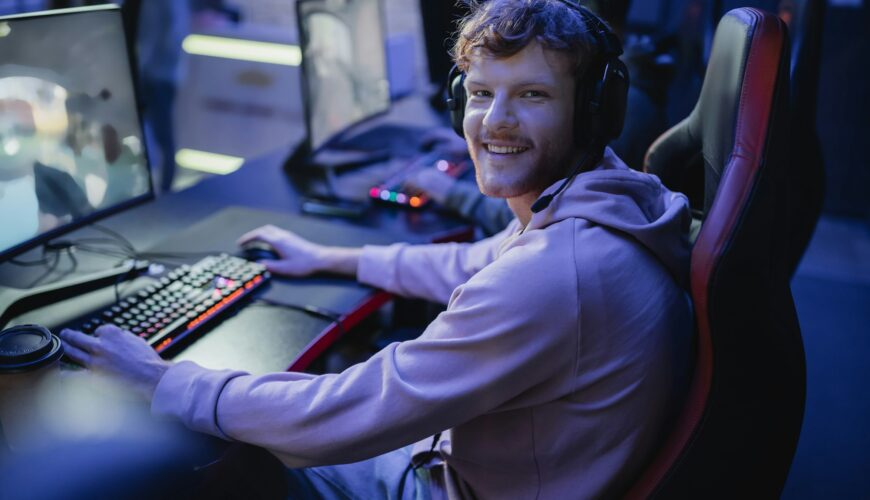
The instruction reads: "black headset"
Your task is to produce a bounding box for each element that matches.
[445,0,629,150]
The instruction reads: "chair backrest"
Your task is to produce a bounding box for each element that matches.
[627,8,806,498]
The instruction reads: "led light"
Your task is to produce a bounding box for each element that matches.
[369,187,380,198]
[380,190,391,201]
[175,149,244,175]
[389,192,397,202]
[409,196,422,208]
[436,160,449,172]
[156,337,173,352]
[396,193,407,204]
[182,34,302,66]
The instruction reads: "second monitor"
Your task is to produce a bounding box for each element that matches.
[296,0,390,154]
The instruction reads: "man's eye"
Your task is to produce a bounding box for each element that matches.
[471,90,492,98]
[521,90,546,98]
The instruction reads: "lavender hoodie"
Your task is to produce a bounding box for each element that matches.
[152,149,693,499]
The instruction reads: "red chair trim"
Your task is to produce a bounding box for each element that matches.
[624,9,786,498]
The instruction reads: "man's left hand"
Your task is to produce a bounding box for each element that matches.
[60,325,171,401]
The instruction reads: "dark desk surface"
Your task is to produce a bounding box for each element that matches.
[0,143,471,374]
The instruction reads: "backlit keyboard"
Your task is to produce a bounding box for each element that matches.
[77,254,270,353]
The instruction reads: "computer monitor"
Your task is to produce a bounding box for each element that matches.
[296,0,390,153]
[0,5,152,262]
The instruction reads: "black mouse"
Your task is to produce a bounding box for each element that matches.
[239,241,281,261]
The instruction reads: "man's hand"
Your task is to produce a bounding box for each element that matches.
[237,225,362,278]
[404,168,457,205]
[59,325,170,401]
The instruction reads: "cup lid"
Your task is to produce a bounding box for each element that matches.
[0,325,63,373]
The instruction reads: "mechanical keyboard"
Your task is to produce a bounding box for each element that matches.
[76,254,270,354]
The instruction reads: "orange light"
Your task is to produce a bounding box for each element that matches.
[156,337,173,352]
[409,196,422,208]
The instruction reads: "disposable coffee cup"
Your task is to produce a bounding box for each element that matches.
[0,324,64,452]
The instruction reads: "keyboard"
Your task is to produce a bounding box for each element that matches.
[369,151,470,208]
[76,254,270,354]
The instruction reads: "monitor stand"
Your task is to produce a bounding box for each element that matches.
[0,260,150,330]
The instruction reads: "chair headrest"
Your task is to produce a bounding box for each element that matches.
[645,8,789,217]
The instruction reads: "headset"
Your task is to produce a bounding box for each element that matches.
[445,0,630,212]
[446,0,628,145]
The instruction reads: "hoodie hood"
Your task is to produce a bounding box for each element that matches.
[527,148,692,289]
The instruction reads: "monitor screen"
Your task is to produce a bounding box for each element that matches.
[296,0,390,153]
[0,6,152,261]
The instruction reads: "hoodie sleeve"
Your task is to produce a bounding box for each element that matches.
[150,244,578,468]
[356,220,519,304]
[443,180,516,237]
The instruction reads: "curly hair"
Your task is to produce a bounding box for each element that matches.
[451,0,603,78]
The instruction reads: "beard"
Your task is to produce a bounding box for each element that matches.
[470,133,580,199]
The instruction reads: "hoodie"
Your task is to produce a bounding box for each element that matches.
[152,149,693,499]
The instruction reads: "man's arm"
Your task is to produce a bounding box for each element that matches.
[153,248,578,467]
[60,244,579,468]
[238,222,519,305]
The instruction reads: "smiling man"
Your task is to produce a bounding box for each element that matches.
[61,1,693,498]
[464,39,580,217]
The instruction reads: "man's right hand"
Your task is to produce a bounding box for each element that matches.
[237,225,361,278]
[404,168,457,205]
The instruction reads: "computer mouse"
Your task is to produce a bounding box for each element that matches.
[239,241,281,261]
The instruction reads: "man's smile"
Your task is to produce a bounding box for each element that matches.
[484,143,531,154]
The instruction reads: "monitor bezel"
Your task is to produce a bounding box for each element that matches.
[294,0,391,157]
[0,4,155,264]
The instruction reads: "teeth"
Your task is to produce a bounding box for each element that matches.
[487,144,528,154]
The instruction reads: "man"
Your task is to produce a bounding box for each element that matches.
[61,1,693,498]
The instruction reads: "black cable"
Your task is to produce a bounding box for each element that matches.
[89,223,138,257]
[26,246,72,289]
[397,431,443,499]
[8,253,55,267]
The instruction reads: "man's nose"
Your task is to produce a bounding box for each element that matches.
[482,95,518,131]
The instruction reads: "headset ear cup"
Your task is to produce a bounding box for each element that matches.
[447,71,467,137]
[599,58,630,142]
[574,67,600,147]
[574,58,630,148]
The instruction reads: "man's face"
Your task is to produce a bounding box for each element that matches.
[463,40,581,199]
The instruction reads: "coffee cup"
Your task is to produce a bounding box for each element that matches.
[0,324,64,452]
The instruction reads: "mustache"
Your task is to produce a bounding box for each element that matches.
[479,134,533,146]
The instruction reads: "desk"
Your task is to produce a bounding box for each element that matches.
[0,144,472,374]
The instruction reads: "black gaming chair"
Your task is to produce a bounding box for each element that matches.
[625,8,806,498]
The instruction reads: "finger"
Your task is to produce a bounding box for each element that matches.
[237,225,278,246]
[401,168,426,191]
[237,229,265,246]
[61,339,93,366]
[262,260,301,277]
[93,324,124,338]
[59,328,99,353]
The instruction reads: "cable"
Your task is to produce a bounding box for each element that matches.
[89,223,138,257]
